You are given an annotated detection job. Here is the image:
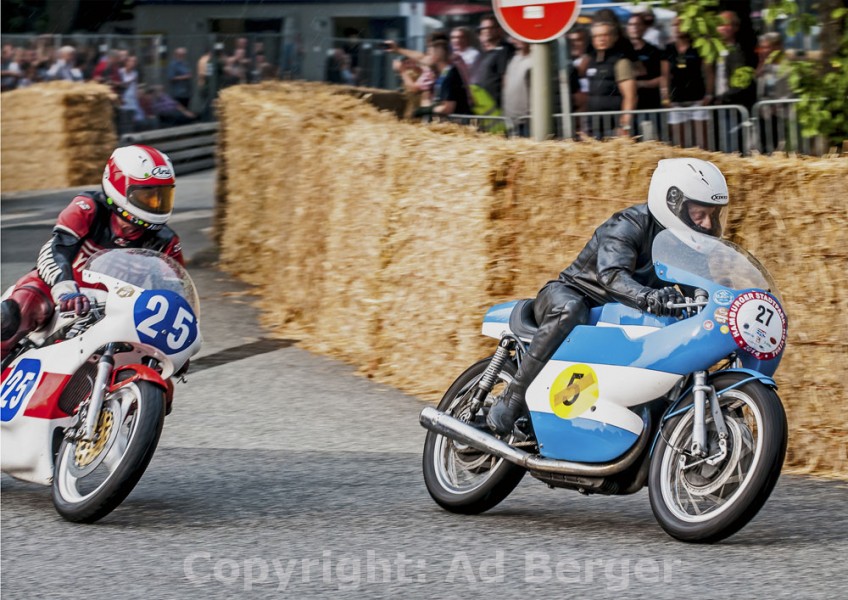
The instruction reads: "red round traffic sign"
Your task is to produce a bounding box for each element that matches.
[493,0,582,43]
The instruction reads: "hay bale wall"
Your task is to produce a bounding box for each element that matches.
[218,83,848,478]
[1,82,116,193]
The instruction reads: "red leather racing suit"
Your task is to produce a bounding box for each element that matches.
[1,191,183,357]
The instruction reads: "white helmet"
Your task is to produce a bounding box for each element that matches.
[102,145,176,231]
[647,158,729,238]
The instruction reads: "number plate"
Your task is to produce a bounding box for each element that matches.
[728,292,787,361]
[134,290,199,355]
[1,358,42,422]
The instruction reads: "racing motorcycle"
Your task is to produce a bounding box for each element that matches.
[420,229,788,543]
[1,248,202,523]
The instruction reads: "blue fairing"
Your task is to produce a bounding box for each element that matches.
[532,412,639,462]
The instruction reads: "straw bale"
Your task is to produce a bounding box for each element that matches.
[218,82,848,478]
[1,81,116,193]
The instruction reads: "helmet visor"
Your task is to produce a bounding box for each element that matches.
[667,187,727,237]
[127,185,175,215]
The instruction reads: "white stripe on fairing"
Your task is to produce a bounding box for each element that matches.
[527,360,680,420]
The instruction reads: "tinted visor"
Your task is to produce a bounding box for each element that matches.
[127,185,175,215]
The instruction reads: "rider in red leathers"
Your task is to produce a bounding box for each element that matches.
[1,145,183,359]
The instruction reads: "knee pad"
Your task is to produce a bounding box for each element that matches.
[1,300,21,340]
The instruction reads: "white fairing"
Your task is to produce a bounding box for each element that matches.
[1,253,202,485]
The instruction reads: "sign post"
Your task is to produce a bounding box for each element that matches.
[493,0,582,141]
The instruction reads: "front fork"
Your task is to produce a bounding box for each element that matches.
[690,370,729,459]
[79,343,116,442]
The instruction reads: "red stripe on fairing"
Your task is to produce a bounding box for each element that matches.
[22,372,73,419]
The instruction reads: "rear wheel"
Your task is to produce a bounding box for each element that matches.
[649,373,787,543]
[423,357,526,514]
[52,381,165,523]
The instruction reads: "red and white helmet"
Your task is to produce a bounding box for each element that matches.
[102,145,176,230]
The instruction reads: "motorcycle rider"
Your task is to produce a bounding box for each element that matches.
[1,145,183,359]
[487,158,730,435]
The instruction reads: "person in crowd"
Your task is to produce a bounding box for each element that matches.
[756,32,791,151]
[1,145,184,359]
[1,44,22,92]
[501,38,532,130]
[167,47,193,109]
[567,27,590,112]
[149,84,197,126]
[583,20,636,137]
[253,53,279,82]
[640,7,666,48]
[470,15,514,112]
[450,27,479,67]
[93,49,126,97]
[426,39,472,117]
[46,46,84,82]
[223,47,249,87]
[119,54,154,131]
[713,10,755,152]
[714,10,756,109]
[487,158,729,435]
[661,17,713,149]
[628,14,662,111]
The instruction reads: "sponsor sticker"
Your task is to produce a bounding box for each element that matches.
[713,289,734,306]
[728,291,787,361]
[549,364,599,420]
[714,307,729,324]
[720,325,730,335]
[117,285,135,298]
[703,320,715,331]
[151,166,172,179]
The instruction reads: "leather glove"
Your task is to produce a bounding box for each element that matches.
[52,282,91,317]
[639,286,685,317]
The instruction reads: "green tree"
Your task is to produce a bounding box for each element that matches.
[658,0,848,149]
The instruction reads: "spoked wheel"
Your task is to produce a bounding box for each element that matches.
[423,357,526,514]
[52,381,165,523]
[649,373,787,543]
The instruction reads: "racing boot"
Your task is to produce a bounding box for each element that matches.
[487,354,545,435]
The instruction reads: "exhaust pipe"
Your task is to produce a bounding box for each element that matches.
[419,406,650,477]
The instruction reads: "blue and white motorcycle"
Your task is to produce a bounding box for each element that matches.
[420,229,788,543]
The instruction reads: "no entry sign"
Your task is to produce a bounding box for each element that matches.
[493,0,582,43]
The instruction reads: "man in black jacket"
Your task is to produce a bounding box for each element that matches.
[487,158,730,434]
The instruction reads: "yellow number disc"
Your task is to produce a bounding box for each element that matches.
[549,364,599,419]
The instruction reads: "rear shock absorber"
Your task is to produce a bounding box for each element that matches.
[469,337,513,414]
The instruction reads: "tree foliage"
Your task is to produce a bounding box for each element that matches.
[656,0,848,148]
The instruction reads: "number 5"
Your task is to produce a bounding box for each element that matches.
[167,307,195,350]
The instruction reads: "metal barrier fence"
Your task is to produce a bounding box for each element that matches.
[517,105,753,154]
[441,114,517,137]
[119,122,218,175]
[750,98,814,155]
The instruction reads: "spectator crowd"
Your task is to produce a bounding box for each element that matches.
[1,35,286,133]
[1,10,794,146]
[378,8,793,148]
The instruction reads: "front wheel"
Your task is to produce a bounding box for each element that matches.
[52,381,166,523]
[422,357,526,515]
[649,373,787,543]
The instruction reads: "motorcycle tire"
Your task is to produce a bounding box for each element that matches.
[52,381,166,523]
[649,372,787,543]
[423,357,526,515]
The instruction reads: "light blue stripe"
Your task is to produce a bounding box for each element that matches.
[530,411,641,462]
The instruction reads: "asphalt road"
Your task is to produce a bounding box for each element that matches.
[2,173,847,599]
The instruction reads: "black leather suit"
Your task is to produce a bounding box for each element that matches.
[515,203,665,394]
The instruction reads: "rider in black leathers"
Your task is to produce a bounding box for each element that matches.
[487,159,729,435]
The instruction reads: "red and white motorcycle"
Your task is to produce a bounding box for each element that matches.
[1,248,202,522]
